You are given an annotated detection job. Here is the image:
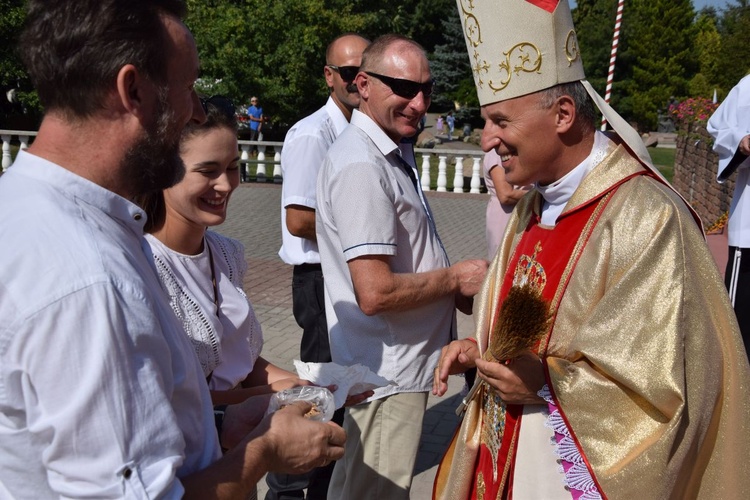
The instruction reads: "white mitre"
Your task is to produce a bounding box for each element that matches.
[455,0,656,171]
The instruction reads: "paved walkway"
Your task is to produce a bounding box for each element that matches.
[216,182,729,499]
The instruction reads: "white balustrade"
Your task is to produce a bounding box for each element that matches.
[470,156,482,193]
[1,135,11,173]
[420,154,431,191]
[0,131,485,196]
[256,145,267,180]
[273,147,282,183]
[240,145,250,181]
[437,155,448,192]
[453,156,464,193]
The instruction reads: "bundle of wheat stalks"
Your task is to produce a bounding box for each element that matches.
[456,283,552,416]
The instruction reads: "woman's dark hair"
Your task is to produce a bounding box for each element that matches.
[19,0,186,118]
[137,99,239,233]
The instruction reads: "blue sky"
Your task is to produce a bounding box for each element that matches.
[693,0,733,9]
[570,0,733,10]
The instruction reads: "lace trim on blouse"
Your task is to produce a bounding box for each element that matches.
[538,385,603,500]
[151,232,261,379]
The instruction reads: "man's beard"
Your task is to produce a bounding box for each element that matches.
[122,91,186,198]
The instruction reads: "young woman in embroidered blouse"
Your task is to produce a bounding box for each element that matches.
[138,97,309,406]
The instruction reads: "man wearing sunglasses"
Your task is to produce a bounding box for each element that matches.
[316,34,489,500]
[274,33,370,500]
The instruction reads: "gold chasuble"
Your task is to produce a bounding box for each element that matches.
[435,143,750,499]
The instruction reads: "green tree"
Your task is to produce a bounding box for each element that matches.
[622,0,697,131]
[573,0,636,121]
[186,0,373,137]
[0,0,40,129]
[716,1,750,94]
[573,0,619,96]
[429,7,478,122]
[689,11,722,98]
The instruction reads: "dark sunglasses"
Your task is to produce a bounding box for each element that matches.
[327,65,360,82]
[199,95,236,120]
[365,72,434,99]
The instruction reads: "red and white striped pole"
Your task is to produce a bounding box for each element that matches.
[601,0,625,131]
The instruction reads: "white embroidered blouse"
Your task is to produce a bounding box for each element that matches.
[145,231,264,391]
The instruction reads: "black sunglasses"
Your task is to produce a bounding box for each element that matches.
[327,65,360,82]
[199,95,236,120]
[365,72,434,99]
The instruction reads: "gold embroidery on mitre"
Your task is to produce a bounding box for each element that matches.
[459,0,489,88]
[565,30,580,66]
[459,0,481,47]
[477,471,486,500]
[513,241,547,291]
[489,42,542,94]
[472,50,491,88]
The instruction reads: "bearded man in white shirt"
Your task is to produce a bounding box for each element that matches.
[0,1,344,498]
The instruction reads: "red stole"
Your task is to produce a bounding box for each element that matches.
[470,187,621,500]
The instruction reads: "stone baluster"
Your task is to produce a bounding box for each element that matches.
[273,146,282,183]
[470,156,482,193]
[1,135,11,172]
[420,153,431,191]
[453,156,464,193]
[240,145,251,181]
[19,135,30,151]
[256,145,267,181]
[437,155,448,192]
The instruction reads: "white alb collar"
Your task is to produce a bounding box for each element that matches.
[536,131,609,225]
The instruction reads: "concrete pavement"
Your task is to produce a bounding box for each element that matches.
[216,181,730,499]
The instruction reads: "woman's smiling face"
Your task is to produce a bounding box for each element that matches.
[163,125,240,230]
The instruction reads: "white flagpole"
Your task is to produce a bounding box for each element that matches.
[601,0,625,131]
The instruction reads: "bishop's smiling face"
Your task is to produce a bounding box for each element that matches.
[163,125,240,230]
[480,91,563,187]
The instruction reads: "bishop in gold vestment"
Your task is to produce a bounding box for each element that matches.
[435,135,750,499]
[435,1,750,497]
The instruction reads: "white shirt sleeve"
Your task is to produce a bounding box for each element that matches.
[281,132,330,210]
[708,76,750,176]
[0,281,190,498]
[327,159,400,262]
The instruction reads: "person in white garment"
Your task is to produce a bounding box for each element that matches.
[274,33,371,500]
[316,34,489,500]
[708,74,750,359]
[140,96,315,405]
[0,1,345,497]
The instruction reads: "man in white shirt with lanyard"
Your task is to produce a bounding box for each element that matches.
[316,34,489,499]
[0,1,345,497]
[273,33,370,500]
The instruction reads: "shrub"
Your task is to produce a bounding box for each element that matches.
[668,97,718,127]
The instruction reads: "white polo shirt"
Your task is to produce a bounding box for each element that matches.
[316,110,455,400]
[279,97,349,265]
